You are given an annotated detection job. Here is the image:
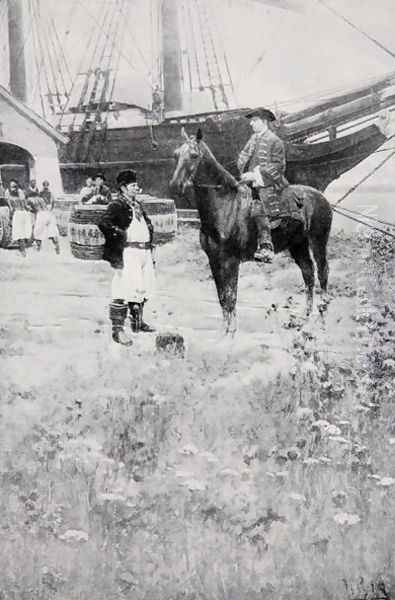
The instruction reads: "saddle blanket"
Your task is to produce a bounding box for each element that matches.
[242,185,306,228]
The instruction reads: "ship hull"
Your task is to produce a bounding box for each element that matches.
[59,112,387,206]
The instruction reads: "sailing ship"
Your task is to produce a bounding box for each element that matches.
[2,0,395,206]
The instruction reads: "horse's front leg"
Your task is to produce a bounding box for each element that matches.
[201,233,240,335]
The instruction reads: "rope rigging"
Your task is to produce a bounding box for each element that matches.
[28,0,72,117]
[316,0,395,62]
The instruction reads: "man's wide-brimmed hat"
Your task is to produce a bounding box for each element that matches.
[116,169,137,187]
[245,107,276,122]
[95,172,106,180]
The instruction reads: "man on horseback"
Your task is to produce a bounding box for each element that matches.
[237,107,289,263]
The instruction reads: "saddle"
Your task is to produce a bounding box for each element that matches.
[251,185,306,229]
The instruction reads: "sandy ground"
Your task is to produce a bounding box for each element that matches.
[1,227,362,390]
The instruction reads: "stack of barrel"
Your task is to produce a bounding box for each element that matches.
[68,194,177,260]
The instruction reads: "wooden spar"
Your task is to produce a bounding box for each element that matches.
[162,0,183,114]
[7,0,27,102]
[280,85,395,140]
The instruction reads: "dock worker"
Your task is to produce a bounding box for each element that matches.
[237,107,289,264]
[98,169,156,346]
[33,180,60,254]
[5,180,32,256]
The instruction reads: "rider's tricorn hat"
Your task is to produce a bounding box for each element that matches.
[245,107,276,122]
[116,169,137,187]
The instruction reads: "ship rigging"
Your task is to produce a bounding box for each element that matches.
[1,0,395,203]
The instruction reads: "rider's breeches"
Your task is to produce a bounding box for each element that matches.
[251,187,274,245]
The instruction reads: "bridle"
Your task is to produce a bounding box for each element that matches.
[177,136,239,190]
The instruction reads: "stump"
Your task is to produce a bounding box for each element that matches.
[155,332,185,357]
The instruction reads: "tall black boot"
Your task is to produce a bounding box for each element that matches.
[109,302,133,345]
[139,301,155,332]
[128,302,155,333]
[128,303,142,333]
[253,190,275,263]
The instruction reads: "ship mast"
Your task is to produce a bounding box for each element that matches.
[7,0,27,102]
[161,0,183,114]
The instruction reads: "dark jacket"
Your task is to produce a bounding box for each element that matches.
[237,128,289,190]
[98,193,154,269]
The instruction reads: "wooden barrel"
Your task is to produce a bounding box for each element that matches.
[138,195,177,244]
[0,202,12,248]
[68,196,177,260]
[54,196,80,236]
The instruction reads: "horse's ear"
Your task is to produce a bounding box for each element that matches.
[181,127,189,141]
[196,128,203,142]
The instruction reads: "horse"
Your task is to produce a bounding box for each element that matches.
[169,128,333,334]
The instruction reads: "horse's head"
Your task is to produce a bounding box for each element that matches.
[169,127,203,196]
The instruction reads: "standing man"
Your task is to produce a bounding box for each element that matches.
[33,180,60,254]
[26,179,40,199]
[5,180,32,256]
[98,170,155,346]
[25,178,41,244]
[237,107,289,263]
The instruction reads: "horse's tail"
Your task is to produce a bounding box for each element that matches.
[303,186,333,240]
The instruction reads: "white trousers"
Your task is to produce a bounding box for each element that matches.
[111,248,155,303]
[33,210,59,241]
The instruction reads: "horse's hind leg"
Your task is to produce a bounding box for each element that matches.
[311,235,329,293]
[289,238,315,316]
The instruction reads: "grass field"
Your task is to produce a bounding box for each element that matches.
[0,226,394,599]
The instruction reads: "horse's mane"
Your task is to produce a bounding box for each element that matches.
[198,140,239,191]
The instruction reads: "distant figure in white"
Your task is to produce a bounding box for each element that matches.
[6,180,32,256]
[33,180,60,254]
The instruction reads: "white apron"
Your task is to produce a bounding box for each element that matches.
[111,211,155,303]
[12,210,33,241]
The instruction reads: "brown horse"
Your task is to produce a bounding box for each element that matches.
[170,129,333,334]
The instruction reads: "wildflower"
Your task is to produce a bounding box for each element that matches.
[219,468,240,479]
[178,444,199,456]
[183,478,206,492]
[328,436,351,445]
[199,451,219,463]
[58,529,89,543]
[333,512,360,527]
[288,492,306,504]
[296,407,314,422]
[319,456,332,465]
[303,458,320,466]
[376,477,395,488]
